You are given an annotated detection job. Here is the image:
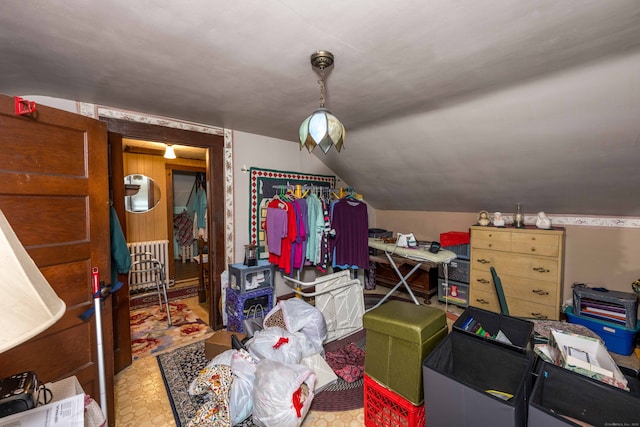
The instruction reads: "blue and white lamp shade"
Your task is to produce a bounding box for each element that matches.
[299,108,345,154]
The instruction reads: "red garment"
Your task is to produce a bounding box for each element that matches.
[266,198,296,274]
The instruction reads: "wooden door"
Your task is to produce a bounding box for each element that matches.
[0,95,114,424]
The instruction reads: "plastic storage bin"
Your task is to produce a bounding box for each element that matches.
[440,231,470,260]
[528,361,640,427]
[573,286,638,330]
[363,300,447,405]
[452,306,534,354]
[437,277,469,308]
[565,306,639,355]
[423,331,534,427]
[437,258,470,283]
[364,374,425,427]
[228,260,275,294]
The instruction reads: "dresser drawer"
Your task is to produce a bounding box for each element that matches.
[511,232,560,257]
[471,249,559,282]
[507,298,558,320]
[470,270,557,307]
[469,289,500,312]
[470,290,558,319]
[471,228,512,251]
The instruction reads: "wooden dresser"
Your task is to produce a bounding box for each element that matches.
[469,225,565,320]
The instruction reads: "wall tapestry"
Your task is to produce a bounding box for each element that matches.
[248,167,336,259]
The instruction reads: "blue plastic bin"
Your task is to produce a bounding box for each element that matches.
[565,306,639,355]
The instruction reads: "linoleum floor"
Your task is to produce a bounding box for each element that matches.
[114,284,461,426]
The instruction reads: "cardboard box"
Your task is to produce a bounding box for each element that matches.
[548,329,628,390]
[204,330,246,359]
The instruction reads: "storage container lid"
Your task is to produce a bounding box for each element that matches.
[363,300,446,342]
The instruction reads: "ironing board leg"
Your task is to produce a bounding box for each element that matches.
[366,253,423,312]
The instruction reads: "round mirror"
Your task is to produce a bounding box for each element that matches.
[124,174,162,213]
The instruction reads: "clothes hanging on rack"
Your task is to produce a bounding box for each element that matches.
[330,197,369,269]
[264,186,369,274]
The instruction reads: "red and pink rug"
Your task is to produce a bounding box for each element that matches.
[130,301,213,360]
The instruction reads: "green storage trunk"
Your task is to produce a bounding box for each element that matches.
[363,300,447,405]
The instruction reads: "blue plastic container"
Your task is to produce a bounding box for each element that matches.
[565,306,639,355]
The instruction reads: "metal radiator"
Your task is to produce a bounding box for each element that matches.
[127,240,170,292]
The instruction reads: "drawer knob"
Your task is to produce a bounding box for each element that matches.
[531,247,536,252]
[531,312,548,319]
[531,237,536,241]
[488,243,493,248]
[532,289,549,296]
[533,266,550,273]
[477,259,490,264]
[477,278,490,284]
[476,298,489,305]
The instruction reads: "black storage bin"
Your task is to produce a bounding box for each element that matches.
[528,361,640,427]
[453,306,534,354]
[423,331,535,427]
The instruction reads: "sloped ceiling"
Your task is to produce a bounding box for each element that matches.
[1,1,640,215]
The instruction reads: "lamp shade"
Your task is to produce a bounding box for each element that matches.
[164,145,176,159]
[299,108,345,154]
[0,209,66,353]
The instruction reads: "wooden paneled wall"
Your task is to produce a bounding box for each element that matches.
[123,152,205,243]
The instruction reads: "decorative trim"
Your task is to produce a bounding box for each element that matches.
[223,129,234,265]
[503,214,640,229]
[77,103,234,261]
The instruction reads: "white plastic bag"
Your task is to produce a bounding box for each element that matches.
[252,359,317,427]
[248,327,306,365]
[229,350,257,425]
[264,298,327,354]
[188,349,235,395]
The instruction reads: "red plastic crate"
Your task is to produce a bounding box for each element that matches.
[439,231,470,247]
[364,374,425,427]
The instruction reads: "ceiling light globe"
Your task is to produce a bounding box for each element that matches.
[299,108,345,154]
[164,145,176,159]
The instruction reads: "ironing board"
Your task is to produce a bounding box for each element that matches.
[368,238,457,311]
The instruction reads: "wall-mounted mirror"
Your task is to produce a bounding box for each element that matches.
[124,174,162,213]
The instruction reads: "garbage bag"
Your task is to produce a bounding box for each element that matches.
[264,298,327,354]
[229,349,257,425]
[252,359,316,427]
[188,349,236,395]
[248,326,315,364]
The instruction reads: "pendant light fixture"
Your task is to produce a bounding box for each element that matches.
[299,51,345,154]
[164,144,176,159]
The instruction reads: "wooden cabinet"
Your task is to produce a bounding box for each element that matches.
[370,254,437,301]
[469,226,565,320]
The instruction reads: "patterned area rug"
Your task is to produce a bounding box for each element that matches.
[157,294,423,426]
[130,284,199,310]
[130,301,213,360]
[157,340,257,427]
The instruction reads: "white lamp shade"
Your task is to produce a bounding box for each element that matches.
[299,108,345,154]
[164,145,176,159]
[0,209,66,353]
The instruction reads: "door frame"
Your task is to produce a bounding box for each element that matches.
[101,117,226,332]
[165,164,206,282]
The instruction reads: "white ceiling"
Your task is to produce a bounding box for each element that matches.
[2,1,640,216]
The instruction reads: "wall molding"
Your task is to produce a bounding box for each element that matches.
[507,214,640,229]
[78,103,235,262]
